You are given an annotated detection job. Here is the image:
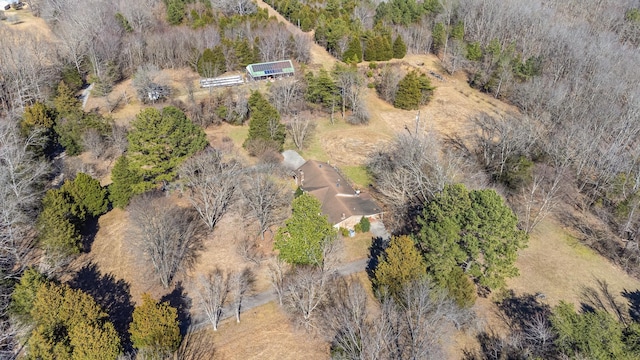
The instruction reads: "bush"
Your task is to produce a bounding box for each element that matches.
[369,62,378,70]
[354,223,362,233]
[339,227,350,237]
[358,216,371,232]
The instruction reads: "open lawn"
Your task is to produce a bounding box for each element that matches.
[209,302,329,360]
[508,218,640,306]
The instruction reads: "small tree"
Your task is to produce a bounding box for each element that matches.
[195,269,229,331]
[9,268,48,321]
[394,71,434,110]
[342,36,362,63]
[28,283,122,359]
[243,91,286,154]
[108,155,142,208]
[392,35,407,59]
[130,293,182,356]
[374,235,427,297]
[274,193,336,266]
[358,216,371,232]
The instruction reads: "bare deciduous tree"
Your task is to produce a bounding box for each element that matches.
[82,128,107,160]
[283,266,334,330]
[368,132,460,228]
[179,148,243,229]
[240,172,291,239]
[230,267,256,323]
[268,77,306,116]
[129,193,205,288]
[267,257,289,306]
[195,268,229,331]
[286,115,316,150]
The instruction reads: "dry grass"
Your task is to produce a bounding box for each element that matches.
[508,218,640,306]
[209,302,329,360]
[343,233,373,263]
[2,7,54,39]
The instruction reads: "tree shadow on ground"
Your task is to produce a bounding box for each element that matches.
[69,262,135,352]
[496,291,552,331]
[366,236,388,280]
[463,291,554,360]
[622,289,640,323]
[79,215,100,253]
[161,281,192,336]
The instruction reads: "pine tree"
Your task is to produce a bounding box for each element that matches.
[109,156,142,208]
[364,37,379,61]
[37,190,82,256]
[374,235,427,297]
[415,184,528,291]
[166,0,185,25]
[380,35,394,60]
[432,22,446,53]
[128,106,208,183]
[243,91,286,152]
[54,81,81,117]
[342,36,362,63]
[60,173,108,219]
[197,47,226,77]
[28,283,121,359]
[392,35,407,59]
[394,71,422,110]
[10,268,48,321]
[235,40,255,68]
[130,293,182,356]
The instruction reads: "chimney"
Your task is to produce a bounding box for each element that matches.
[300,170,304,186]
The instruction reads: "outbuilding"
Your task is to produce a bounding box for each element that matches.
[245,60,295,81]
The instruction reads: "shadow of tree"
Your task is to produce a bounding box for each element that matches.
[79,215,100,253]
[161,281,192,336]
[464,291,554,359]
[622,289,640,323]
[497,291,552,331]
[366,236,388,281]
[69,262,135,352]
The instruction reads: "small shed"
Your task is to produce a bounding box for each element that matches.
[246,60,294,81]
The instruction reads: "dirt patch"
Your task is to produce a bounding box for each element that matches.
[210,302,329,360]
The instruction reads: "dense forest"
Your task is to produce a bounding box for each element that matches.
[1,0,640,358]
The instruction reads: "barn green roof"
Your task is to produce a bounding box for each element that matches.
[246,60,295,78]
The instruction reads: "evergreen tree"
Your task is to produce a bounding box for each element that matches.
[364,36,379,61]
[243,91,286,152]
[130,293,182,357]
[235,40,256,68]
[28,283,122,359]
[415,184,528,291]
[551,302,635,359]
[54,81,81,117]
[342,36,362,63]
[392,35,407,59]
[305,70,338,110]
[432,22,446,53]
[60,173,108,219]
[466,41,483,61]
[444,266,477,308]
[394,71,422,110]
[21,102,55,136]
[109,155,142,208]
[37,190,82,256]
[9,268,48,321]
[274,193,336,266]
[166,0,185,25]
[380,35,394,60]
[374,235,427,297]
[197,47,226,77]
[128,106,208,184]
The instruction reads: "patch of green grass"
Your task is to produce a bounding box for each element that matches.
[342,165,372,188]
[227,126,249,147]
[294,134,329,162]
[564,234,598,259]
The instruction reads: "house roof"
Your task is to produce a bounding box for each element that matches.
[297,160,382,225]
[246,60,294,78]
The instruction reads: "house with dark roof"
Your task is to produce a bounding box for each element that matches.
[295,160,383,229]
